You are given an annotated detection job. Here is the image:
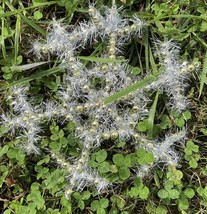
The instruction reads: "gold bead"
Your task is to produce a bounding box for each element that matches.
[113,65,118,71]
[131,24,137,31]
[187,64,195,72]
[124,27,130,34]
[89,128,96,133]
[109,48,115,55]
[88,7,96,15]
[76,126,83,132]
[93,16,99,23]
[83,85,90,93]
[92,120,99,128]
[76,105,84,112]
[105,86,110,91]
[110,39,116,46]
[109,55,116,59]
[102,133,110,140]
[101,64,109,71]
[132,106,139,113]
[111,131,119,139]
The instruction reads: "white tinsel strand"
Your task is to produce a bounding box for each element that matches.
[0,4,194,196]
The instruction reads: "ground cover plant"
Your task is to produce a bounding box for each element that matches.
[0,0,207,213]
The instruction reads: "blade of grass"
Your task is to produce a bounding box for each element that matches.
[147,14,205,24]
[149,45,157,73]
[1,1,57,18]
[147,91,159,137]
[144,30,149,73]
[192,32,207,49]
[10,61,50,71]
[199,51,207,98]
[1,2,7,59]
[135,42,143,75]
[20,14,46,36]
[104,73,159,104]
[14,14,21,65]
[9,66,62,87]
[78,56,127,63]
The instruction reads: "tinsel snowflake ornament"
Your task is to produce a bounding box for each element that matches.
[1,4,194,198]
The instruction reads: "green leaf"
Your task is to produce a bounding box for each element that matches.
[164,180,174,191]
[156,206,168,214]
[182,111,191,120]
[137,148,154,165]
[167,167,183,183]
[7,147,25,164]
[50,134,59,141]
[201,21,207,32]
[118,166,130,180]
[58,130,64,138]
[109,207,119,214]
[145,152,155,164]
[110,164,118,173]
[27,190,45,209]
[116,141,126,148]
[168,189,180,199]
[134,178,143,189]
[137,148,147,165]
[139,186,149,199]
[125,154,136,167]
[96,149,107,163]
[97,207,105,214]
[91,200,99,211]
[189,159,198,168]
[175,117,185,128]
[78,200,84,210]
[184,188,195,199]
[137,121,148,132]
[198,186,207,199]
[33,11,43,20]
[137,148,146,157]
[113,154,125,166]
[98,161,110,173]
[178,197,189,210]
[3,73,13,80]
[100,198,109,208]
[37,155,50,165]
[159,115,171,129]
[184,148,192,156]
[131,67,141,75]
[202,165,207,176]
[200,200,207,207]
[81,191,91,200]
[73,192,81,200]
[200,128,207,136]
[128,187,139,197]
[0,145,9,157]
[0,125,10,136]
[158,189,169,199]
[186,141,199,153]
[116,197,125,209]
